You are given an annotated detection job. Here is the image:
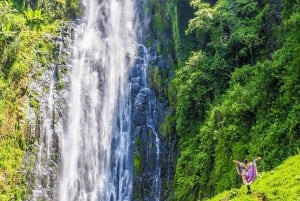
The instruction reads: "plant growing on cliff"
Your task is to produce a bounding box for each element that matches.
[0,0,81,200]
[24,9,44,28]
[172,0,300,200]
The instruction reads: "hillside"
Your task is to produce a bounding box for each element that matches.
[0,0,300,200]
[208,154,300,201]
[161,0,300,199]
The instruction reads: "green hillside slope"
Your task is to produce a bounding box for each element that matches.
[208,154,300,201]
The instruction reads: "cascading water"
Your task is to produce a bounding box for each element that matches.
[28,30,67,200]
[59,0,136,200]
[29,0,166,200]
[132,44,162,201]
[30,68,56,201]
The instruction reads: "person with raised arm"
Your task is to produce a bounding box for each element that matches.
[233,157,262,194]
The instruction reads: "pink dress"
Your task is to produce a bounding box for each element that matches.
[236,160,258,185]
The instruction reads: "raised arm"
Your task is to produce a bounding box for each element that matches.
[254,157,261,161]
[233,160,240,164]
[233,160,244,176]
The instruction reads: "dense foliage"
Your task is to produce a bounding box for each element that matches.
[0,0,80,200]
[168,0,300,200]
[1,0,300,200]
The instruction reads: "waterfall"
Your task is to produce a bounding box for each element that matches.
[59,0,136,200]
[28,30,66,201]
[29,0,166,200]
[30,69,56,200]
[132,44,161,201]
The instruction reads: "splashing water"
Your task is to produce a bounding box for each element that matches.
[59,0,137,200]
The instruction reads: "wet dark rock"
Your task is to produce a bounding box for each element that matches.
[24,23,73,201]
[131,4,178,199]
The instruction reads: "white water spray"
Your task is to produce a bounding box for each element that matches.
[59,0,136,200]
[30,72,56,201]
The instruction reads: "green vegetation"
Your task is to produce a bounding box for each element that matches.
[166,0,300,200]
[134,152,142,176]
[208,154,300,201]
[141,0,300,200]
[1,0,300,200]
[0,0,80,200]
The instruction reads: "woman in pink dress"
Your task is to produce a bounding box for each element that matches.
[233,157,262,194]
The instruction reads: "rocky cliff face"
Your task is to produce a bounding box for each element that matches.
[131,45,177,201]
[132,1,178,200]
[25,1,178,200]
[25,23,73,200]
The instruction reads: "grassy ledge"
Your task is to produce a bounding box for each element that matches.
[207,154,300,201]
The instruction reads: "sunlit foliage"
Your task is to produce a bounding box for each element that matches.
[208,154,300,201]
[171,0,300,200]
[0,0,80,200]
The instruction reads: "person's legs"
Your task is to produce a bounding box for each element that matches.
[247,185,252,194]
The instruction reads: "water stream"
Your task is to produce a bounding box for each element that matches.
[59,0,136,200]
[132,42,162,201]
[29,0,163,200]
[30,67,56,201]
